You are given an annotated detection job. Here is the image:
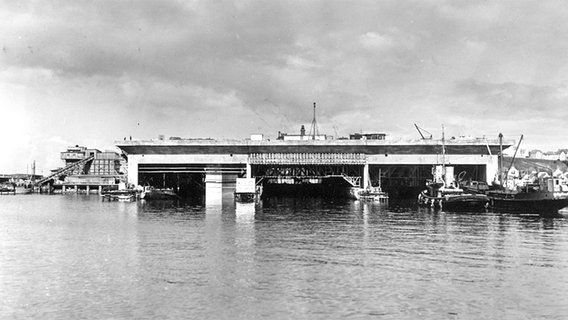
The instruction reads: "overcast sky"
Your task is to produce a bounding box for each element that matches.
[2,0,568,174]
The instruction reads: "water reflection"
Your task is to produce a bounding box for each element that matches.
[235,202,255,224]
[1,194,568,319]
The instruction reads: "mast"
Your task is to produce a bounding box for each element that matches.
[506,134,524,180]
[309,102,318,140]
[441,124,446,168]
[498,133,503,186]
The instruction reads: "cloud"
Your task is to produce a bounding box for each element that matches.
[2,0,568,172]
[360,32,394,50]
[455,79,568,118]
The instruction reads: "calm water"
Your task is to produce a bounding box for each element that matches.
[1,194,568,319]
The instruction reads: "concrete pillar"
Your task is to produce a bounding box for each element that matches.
[205,172,223,206]
[486,156,499,184]
[246,163,252,179]
[363,163,370,189]
[86,186,90,194]
[74,185,78,193]
[62,185,66,193]
[128,157,139,186]
[98,186,102,194]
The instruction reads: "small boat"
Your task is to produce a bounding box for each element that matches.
[117,194,135,202]
[350,186,389,203]
[140,187,180,200]
[0,184,15,195]
[101,188,139,201]
[14,186,33,194]
[350,171,389,204]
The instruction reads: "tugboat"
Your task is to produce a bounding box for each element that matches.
[418,165,489,210]
[417,125,489,210]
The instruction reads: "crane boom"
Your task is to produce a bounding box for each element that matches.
[414,124,432,139]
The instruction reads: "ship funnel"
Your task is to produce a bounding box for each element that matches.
[445,166,455,187]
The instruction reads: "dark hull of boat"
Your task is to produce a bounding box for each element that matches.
[489,198,568,215]
[0,187,15,194]
[419,192,489,211]
[488,191,568,215]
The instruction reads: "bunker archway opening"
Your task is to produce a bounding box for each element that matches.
[137,163,246,198]
[372,164,487,198]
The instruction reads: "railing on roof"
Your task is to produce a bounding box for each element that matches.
[249,153,367,165]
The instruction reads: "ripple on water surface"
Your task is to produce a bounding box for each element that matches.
[1,195,567,319]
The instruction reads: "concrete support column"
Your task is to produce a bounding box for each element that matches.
[74,185,78,193]
[486,156,499,184]
[86,186,90,194]
[98,186,102,194]
[363,163,370,189]
[62,185,66,193]
[205,172,223,206]
[128,157,139,186]
[246,163,252,179]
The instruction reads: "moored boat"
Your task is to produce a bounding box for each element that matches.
[101,188,140,201]
[350,186,389,204]
[0,184,15,195]
[117,194,135,202]
[487,133,568,215]
[487,177,568,215]
[14,186,33,194]
[350,169,389,204]
[140,187,180,200]
[418,165,489,210]
[417,126,489,211]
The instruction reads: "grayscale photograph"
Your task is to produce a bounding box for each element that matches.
[1,1,567,319]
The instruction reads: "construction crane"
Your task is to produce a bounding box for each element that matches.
[414,124,433,140]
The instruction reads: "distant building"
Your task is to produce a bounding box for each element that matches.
[544,151,567,161]
[40,145,125,193]
[0,173,42,187]
[61,145,101,175]
[349,133,386,140]
[529,150,543,159]
[277,125,327,141]
[250,134,264,141]
[528,149,567,161]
